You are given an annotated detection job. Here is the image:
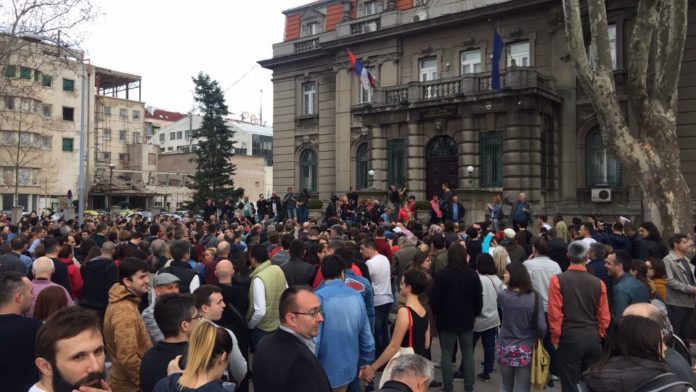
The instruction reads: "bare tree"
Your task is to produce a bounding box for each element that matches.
[0,0,96,212]
[561,0,691,237]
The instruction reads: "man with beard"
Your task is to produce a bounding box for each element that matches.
[103,257,153,392]
[31,307,110,392]
[0,271,42,392]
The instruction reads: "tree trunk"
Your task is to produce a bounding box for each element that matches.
[562,0,693,238]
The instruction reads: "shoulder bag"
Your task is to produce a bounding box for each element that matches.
[378,306,415,389]
[530,291,550,390]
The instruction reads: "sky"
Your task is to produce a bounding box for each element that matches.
[82,0,309,125]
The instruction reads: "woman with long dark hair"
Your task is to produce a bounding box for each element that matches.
[639,222,668,259]
[583,316,690,391]
[497,262,547,392]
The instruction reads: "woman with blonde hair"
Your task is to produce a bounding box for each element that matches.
[493,246,511,279]
[155,321,234,392]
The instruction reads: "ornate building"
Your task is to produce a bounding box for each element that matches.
[259,0,696,222]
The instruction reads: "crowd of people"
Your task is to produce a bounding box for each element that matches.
[1,185,696,392]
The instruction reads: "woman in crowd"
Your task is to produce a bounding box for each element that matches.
[583,316,689,391]
[154,321,233,392]
[646,257,668,301]
[497,263,547,392]
[360,269,431,381]
[472,253,503,381]
[631,259,674,339]
[397,201,411,224]
[639,222,669,259]
[33,286,69,322]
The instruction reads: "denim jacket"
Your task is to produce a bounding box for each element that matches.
[344,268,376,334]
[315,280,375,388]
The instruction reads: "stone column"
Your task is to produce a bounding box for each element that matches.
[459,116,477,190]
[370,125,387,191]
[334,68,352,194]
[318,74,337,201]
[504,111,542,204]
[407,122,425,200]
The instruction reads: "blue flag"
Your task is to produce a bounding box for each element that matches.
[492,29,504,91]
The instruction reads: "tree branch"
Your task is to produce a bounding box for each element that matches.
[586,0,612,75]
[628,0,657,126]
[655,0,688,111]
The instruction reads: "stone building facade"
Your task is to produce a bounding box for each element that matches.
[260,0,696,223]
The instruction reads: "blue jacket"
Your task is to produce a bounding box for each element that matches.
[587,258,614,305]
[600,233,633,254]
[344,268,375,335]
[315,280,375,388]
[612,274,650,319]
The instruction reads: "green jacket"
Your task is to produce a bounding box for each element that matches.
[247,260,287,332]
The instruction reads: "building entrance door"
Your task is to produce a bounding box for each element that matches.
[426,136,459,200]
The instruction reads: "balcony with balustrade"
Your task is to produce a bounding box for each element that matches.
[365,68,559,110]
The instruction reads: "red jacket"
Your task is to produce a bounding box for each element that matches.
[58,257,83,299]
[375,237,393,263]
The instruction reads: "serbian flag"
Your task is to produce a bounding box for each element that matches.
[347,48,377,90]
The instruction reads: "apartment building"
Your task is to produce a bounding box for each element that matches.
[259,0,696,222]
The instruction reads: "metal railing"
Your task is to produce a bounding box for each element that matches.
[350,18,380,35]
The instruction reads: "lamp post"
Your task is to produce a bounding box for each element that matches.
[467,165,475,188]
[368,169,375,189]
[107,163,115,210]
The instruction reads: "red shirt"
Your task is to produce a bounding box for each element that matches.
[313,264,362,288]
[547,264,611,345]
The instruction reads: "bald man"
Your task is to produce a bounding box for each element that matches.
[623,303,695,385]
[29,257,73,317]
[215,259,251,374]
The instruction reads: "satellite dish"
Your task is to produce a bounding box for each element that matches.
[250,114,258,123]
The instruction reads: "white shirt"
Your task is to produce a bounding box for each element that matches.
[366,254,393,306]
[524,255,562,312]
[582,237,597,247]
[210,321,248,382]
[248,277,288,329]
[29,384,47,392]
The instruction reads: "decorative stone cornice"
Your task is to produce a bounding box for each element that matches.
[295,134,319,151]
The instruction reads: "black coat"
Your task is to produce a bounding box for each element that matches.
[281,257,317,287]
[431,266,483,333]
[252,329,331,392]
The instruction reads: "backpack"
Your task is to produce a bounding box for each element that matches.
[631,373,693,392]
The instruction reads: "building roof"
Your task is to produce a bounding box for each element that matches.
[94,66,141,89]
[230,120,273,137]
[145,109,186,122]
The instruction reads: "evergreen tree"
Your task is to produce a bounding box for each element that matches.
[186,72,242,211]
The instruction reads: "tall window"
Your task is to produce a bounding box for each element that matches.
[387,139,406,187]
[356,143,369,189]
[303,21,319,36]
[460,50,482,74]
[133,132,141,144]
[507,41,530,67]
[103,128,112,141]
[159,133,165,143]
[302,82,316,115]
[590,24,617,70]
[299,149,317,192]
[587,127,621,187]
[363,0,382,15]
[479,131,503,187]
[419,57,438,82]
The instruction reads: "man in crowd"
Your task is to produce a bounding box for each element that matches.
[663,233,696,342]
[139,293,200,392]
[32,306,110,392]
[91,223,108,247]
[360,238,393,358]
[284,186,298,221]
[546,229,569,271]
[158,240,200,294]
[252,287,332,392]
[548,241,610,392]
[141,273,180,344]
[0,271,43,391]
[0,236,30,273]
[504,192,532,231]
[578,223,597,247]
[247,244,288,348]
[587,242,613,304]
[379,354,434,392]
[29,257,73,317]
[315,255,375,391]
[193,285,248,384]
[41,237,73,297]
[215,259,250,364]
[606,250,649,319]
[281,239,316,287]
[80,241,118,321]
[271,233,293,267]
[103,257,153,392]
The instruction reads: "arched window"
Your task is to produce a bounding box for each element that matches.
[299,149,317,193]
[356,143,368,190]
[587,127,621,187]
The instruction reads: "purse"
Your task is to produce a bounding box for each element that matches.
[530,291,550,390]
[378,306,414,389]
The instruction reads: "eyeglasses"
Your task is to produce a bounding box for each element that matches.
[292,309,323,318]
[187,314,204,322]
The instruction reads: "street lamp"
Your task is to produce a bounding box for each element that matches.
[368,169,375,189]
[466,165,475,187]
[107,163,115,210]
